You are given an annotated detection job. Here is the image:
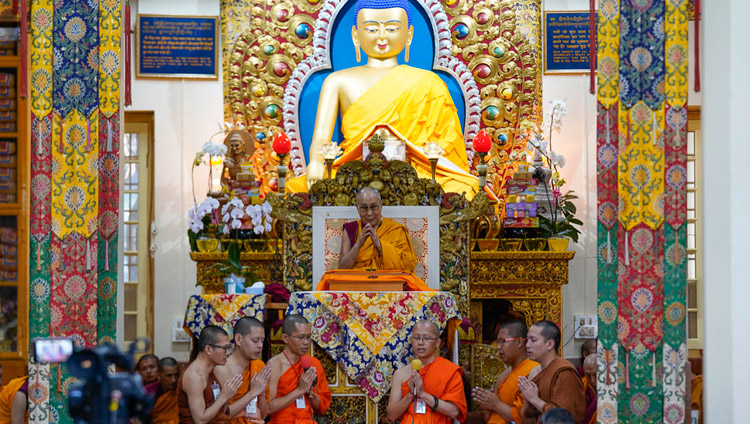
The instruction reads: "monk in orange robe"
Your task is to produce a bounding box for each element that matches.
[178,325,244,424]
[215,317,271,423]
[317,187,432,292]
[517,321,586,424]
[267,315,331,424]
[472,321,539,424]
[387,320,467,424]
[150,357,180,424]
[0,375,27,423]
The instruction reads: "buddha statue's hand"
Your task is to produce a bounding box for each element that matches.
[306,160,325,187]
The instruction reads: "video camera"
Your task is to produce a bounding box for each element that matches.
[33,338,154,424]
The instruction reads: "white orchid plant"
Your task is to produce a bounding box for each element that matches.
[518,100,582,242]
[220,197,273,236]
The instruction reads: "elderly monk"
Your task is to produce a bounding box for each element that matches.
[316,187,432,291]
[287,0,480,197]
[387,320,467,423]
[150,357,180,424]
[472,321,539,424]
[267,315,331,423]
[137,353,160,386]
[0,375,27,423]
[581,354,597,424]
[215,317,271,424]
[178,325,244,424]
[516,321,586,424]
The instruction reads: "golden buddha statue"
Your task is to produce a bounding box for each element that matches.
[286,0,480,197]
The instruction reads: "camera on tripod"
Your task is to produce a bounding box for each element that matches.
[32,338,154,424]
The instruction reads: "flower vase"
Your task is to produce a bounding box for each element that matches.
[547,237,570,252]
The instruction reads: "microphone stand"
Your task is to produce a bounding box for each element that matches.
[411,385,417,424]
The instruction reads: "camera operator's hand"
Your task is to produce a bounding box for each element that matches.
[220,373,244,401]
[249,365,272,398]
[297,367,317,393]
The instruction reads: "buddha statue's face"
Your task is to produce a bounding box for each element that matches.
[229,135,245,156]
[352,7,413,61]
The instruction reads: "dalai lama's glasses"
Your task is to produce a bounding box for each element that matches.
[357,204,381,213]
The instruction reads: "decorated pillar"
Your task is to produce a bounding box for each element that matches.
[27,0,121,422]
[596,0,688,422]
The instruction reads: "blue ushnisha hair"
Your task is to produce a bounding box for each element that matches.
[353,0,412,28]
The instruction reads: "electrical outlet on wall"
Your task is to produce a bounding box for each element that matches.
[573,314,598,339]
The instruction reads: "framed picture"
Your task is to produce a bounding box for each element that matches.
[543,11,592,74]
[136,14,219,79]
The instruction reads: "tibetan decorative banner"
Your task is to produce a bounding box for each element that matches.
[183,293,267,339]
[596,0,687,423]
[136,14,219,79]
[544,11,592,73]
[28,0,121,423]
[287,291,461,401]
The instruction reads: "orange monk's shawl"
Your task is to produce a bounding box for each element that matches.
[0,376,27,422]
[268,355,331,424]
[520,357,586,424]
[228,360,266,424]
[487,358,539,424]
[151,386,179,424]
[398,356,468,424]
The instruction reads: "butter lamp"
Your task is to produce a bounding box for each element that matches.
[473,130,491,189]
[273,132,291,193]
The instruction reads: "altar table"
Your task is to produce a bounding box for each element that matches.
[183,294,267,339]
[286,291,461,401]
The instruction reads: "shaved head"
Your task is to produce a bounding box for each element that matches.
[158,356,178,371]
[414,320,440,337]
[531,320,561,351]
[234,316,264,337]
[583,353,597,390]
[282,314,309,335]
[581,339,596,358]
[356,187,381,203]
[499,320,528,339]
[199,325,229,351]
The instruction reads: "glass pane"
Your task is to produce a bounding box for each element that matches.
[688,282,697,309]
[688,233,695,250]
[687,132,695,155]
[124,315,137,342]
[687,209,695,220]
[124,224,138,251]
[687,161,695,183]
[688,258,696,280]
[688,312,698,339]
[124,134,139,160]
[0,286,17,352]
[124,193,139,221]
[125,284,138,311]
[123,133,130,156]
[130,163,139,186]
[687,192,695,210]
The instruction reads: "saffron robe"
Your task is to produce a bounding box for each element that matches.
[177,370,230,424]
[151,384,179,424]
[228,360,266,424]
[287,65,480,197]
[519,357,586,424]
[398,356,468,424]
[317,217,432,291]
[0,376,27,423]
[582,377,596,424]
[487,358,539,424]
[268,355,331,424]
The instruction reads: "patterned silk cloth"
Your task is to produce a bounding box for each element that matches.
[183,294,267,339]
[287,291,461,401]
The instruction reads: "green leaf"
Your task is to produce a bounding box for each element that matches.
[228,241,242,272]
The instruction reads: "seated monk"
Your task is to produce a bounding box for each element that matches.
[267,315,331,424]
[387,320,467,423]
[316,187,433,291]
[0,375,27,423]
[581,354,597,424]
[472,321,539,424]
[214,317,271,424]
[150,357,180,424]
[137,353,160,387]
[178,325,243,424]
[286,0,480,197]
[516,321,586,424]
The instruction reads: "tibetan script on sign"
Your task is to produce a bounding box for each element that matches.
[544,11,591,73]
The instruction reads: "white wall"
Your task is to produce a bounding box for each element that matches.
[127,0,223,361]
[128,0,701,361]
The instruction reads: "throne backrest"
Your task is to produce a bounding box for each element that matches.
[312,206,440,289]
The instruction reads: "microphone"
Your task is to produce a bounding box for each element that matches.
[300,356,317,391]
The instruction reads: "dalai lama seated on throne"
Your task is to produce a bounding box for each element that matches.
[316,187,433,291]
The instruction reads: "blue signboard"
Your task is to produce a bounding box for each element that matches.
[544,11,591,73]
[136,15,218,79]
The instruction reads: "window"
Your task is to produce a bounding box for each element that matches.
[687,107,702,350]
[122,112,154,347]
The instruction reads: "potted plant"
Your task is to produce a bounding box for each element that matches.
[187,197,221,252]
[539,189,582,250]
[198,241,258,292]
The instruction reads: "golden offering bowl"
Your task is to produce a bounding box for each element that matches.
[196,238,220,253]
[477,239,499,251]
[243,239,267,252]
[523,238,547,251]
[499,238,523,251]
